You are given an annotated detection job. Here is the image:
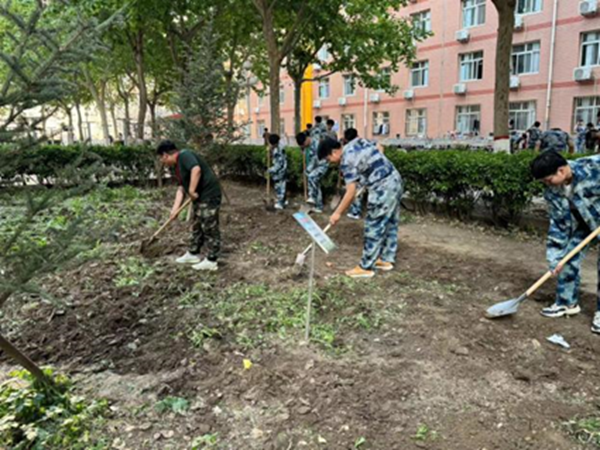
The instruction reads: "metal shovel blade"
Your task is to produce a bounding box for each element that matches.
[295,252,307,266]
[485,293,527,319]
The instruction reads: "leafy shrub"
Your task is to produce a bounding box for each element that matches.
[0,368,108,449]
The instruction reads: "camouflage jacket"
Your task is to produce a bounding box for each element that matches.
[544,155,600,268]
[341,138,400,190]
[310,122,328,144]
[306,138,328,174]
[540,130,572,153]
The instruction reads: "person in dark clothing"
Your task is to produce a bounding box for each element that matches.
[157,140,222,271]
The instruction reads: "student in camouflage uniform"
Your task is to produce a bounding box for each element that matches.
[531,151,600,334]
[325,119,337,140]
[296,131,328,213]
[310,116,328,143]
[536,127,575,154]
[157,140,222,271]
[575,120,586,154]
[526,121,542,150]
[318,132,403,278]
[268,134,288,210]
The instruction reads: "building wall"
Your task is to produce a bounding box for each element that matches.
[246,0,600,142]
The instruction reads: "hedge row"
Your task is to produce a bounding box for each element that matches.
[0,143,575,227]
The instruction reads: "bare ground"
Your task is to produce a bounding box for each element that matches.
[2,180,599,450]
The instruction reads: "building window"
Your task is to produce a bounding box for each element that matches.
[456,105,481,134]
[342,114,356,131]
[581,31,600,67]
[411,61,429,87]
[406,109,427,136]
[257,120,266,138]
[318,78,330,99]
[343,75,356,96]
[372,111,390,135]
[574,97,600,126]
[412,10,431,34]
[258,93,264,107]
[462,0,486,28]
[517,0,542,14]
[279,85,285,104]
[459,51,484,81]
[511,42,540,75]
[376,67,392,92]
[509,101,536,131]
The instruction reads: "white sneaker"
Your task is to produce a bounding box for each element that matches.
[313,208,323,213]
[346,213,361,220]
[307,198,316,205]
[540,302,581,318]
[592,312,600,334]
[192,258,218,271]
[274,204,284,210]
[176,251,201,264]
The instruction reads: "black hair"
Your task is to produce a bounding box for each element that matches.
[344,128,358,142]
[326,119,335,127]
[268,134,280,146]
[156,140,178,155]
[306,123,313,129]
[534,121,541,127]
[317,138,342,160]
[296,132,309,147]
[587,122,595,128]
[315,116,323,123]
[530,151,568,180]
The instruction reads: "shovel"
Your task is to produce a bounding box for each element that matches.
[486,224,600,318]
[140,197,192,254]
[329,170,344,211]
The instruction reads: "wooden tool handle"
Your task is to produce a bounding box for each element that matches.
[150,197,193,240]
[266,146,271,196]
[526,225,600,296]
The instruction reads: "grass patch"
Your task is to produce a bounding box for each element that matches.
[183,275,386,352]
[565,416,600,447]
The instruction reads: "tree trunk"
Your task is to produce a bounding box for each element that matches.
[75,101,84,142]
[134,30,148,141]
[293,76,303,135]
[83,69,110,144]
[123,99,131,144]
[148,102,157,139]
[491,0,516,152]
[0,333,52,386]
[267,59,281,134]
[66,107,74,144]
[109,102,119,140]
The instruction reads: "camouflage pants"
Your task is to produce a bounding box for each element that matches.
[554,226,600,310]
[360,172,403,270]
[349,189,365,217]
[274,179,286,208]
[307,166,328,210]
[190,202,221,261]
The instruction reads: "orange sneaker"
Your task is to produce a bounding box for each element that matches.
[345,266,375,278]
[375,260,394,271]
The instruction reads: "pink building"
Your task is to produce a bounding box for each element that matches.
[247,0,600,142]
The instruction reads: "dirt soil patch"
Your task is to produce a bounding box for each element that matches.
[2,181,599,449]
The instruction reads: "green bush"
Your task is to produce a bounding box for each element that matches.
[1,143,589,227]
[0,368,108,449]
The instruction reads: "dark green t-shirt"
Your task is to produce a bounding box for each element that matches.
[175,150,222,205]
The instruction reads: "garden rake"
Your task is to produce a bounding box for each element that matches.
[140,197,192,254]
[486,224,600,318]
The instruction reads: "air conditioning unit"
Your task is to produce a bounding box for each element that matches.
[455,29,470,43]
[514,15,524,31]
[254,107,260,113]
[403,89,415,100]
[369,93,381,103]
[509,75,520,90]
[338,97,347,106]
[453,83,467,95]
[313,62,321,71]
[574,66,594,82]
[313,100,322,109]
[580,0,598,16]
